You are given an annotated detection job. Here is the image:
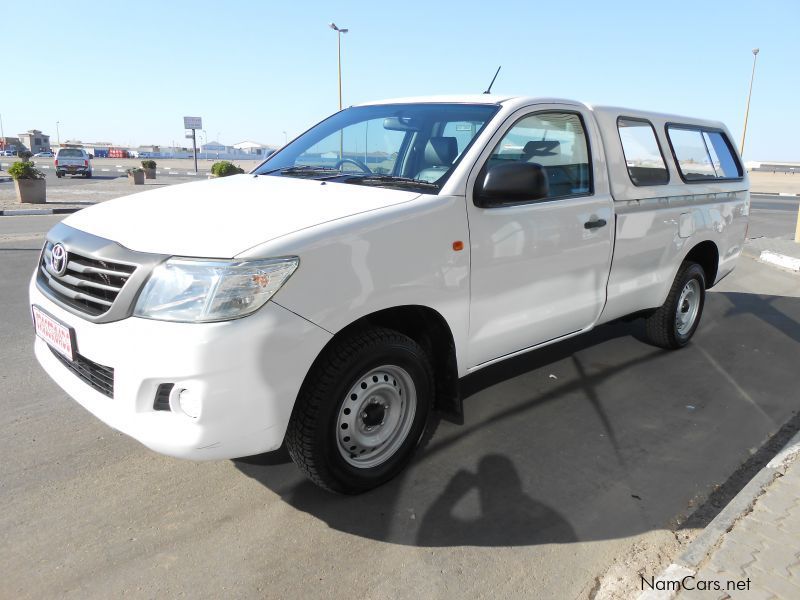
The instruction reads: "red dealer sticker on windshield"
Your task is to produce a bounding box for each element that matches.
[32,305,75,361]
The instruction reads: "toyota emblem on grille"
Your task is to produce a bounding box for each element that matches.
[51,244,69,276]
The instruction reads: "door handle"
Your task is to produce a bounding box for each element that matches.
[584,218,607,230]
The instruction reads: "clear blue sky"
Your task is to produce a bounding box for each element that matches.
[2,0,798,161]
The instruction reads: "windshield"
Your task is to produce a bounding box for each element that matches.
[254,103,499,193]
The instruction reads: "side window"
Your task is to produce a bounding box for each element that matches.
[617,118,669,185]
[667,125,742,181]
[486,111,592,199]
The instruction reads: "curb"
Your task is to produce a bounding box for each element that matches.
[0,207,83,216]
[759,250,800,272]
[742,240,800,273]
[637,429,800,599]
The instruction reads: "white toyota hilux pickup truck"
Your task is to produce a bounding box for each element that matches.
[30,96,748,493]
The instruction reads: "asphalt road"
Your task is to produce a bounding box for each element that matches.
[748,194,799,241]
[750,193,800,212]
[1,210,800,599]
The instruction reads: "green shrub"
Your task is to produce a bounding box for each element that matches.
[126,167,144,174]
[8,161,44,180]
[141,160,157,169]
[211,161,245,177]
[18,150,33,161]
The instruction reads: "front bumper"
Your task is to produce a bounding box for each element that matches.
[30,276,331,460]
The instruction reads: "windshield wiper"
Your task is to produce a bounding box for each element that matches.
[342,174,440,191]
[260,165,342,176]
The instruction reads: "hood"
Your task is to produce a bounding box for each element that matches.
[62,174,420,257]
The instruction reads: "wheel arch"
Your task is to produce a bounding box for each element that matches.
[683,240,720,288]
[303,304,462,424]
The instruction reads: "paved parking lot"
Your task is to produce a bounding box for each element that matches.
[0,158,263,211]
[1,207,799,599]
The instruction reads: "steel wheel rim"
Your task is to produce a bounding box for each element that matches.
[675,279,701,336]
[336,365,417,468]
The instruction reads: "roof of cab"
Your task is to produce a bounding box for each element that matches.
[354,96,727,128]
[355,94,588,107]
[355,94,514,106]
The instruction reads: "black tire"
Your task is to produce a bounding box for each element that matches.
[643,262,706,349]
[285,327,434,494]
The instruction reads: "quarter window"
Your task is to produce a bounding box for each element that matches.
[617,118,669,185]
[702,131,741,179]
[486,111,591,199]
[667,126,742,181]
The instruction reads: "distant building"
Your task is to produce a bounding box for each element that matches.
[233,141,274,156]
[0,136,23,152]
[17,129,51,153]
[82,142,112,158]
[201,141,227,153]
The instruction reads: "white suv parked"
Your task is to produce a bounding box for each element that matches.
[30,96,748,493]
[55,147,92,178]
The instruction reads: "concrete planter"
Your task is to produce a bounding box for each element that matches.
[144,168,156,180]
[128,171,145,185]
[15,178,46,204]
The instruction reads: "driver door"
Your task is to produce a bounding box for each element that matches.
[465,105,614,369]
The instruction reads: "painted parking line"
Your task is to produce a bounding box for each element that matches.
[101,168,110,172]
[168,172,179,175]
[116,169,125,172]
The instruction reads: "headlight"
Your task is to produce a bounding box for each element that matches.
[134,257,299,322]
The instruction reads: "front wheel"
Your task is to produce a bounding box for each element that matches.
[285,327,434,494]
[643,262,706,349]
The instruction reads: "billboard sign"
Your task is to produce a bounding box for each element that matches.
[183,116,202,130]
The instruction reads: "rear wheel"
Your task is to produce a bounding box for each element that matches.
[285,327,434,494]
[643,262,706,349]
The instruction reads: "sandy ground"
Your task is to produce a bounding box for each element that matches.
[748,171,800,194]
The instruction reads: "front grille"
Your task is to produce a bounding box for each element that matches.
[50,347,114,398]
[38,241,137,316]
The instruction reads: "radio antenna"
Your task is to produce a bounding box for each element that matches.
[484,66,501,94]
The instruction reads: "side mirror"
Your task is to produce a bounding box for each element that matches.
[474,161,549,207]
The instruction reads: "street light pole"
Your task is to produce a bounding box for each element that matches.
[56,121,61,147]
[740,48,759,157]
[329,22,349,163]
[329,22,349,111]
